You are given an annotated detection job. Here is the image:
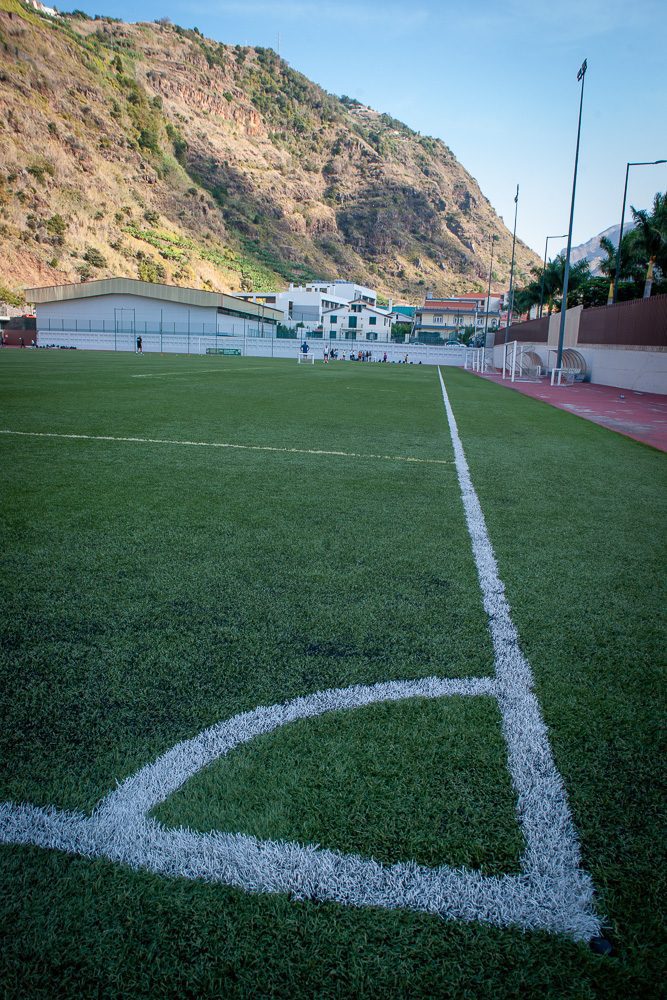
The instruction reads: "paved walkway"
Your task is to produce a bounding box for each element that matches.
[472,372,667,452]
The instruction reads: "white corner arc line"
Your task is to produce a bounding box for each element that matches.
[0,374,601,941]
[0,429,452,467]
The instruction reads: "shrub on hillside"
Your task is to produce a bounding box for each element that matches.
[83,246,107,268]
[46,214,67,243]
[136,256,166,282]
[0,283,25,307]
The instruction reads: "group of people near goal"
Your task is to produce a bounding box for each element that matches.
[299,342,410,365]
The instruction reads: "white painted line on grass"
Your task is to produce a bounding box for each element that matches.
[0,373,601,941]
[130,368,262,378]
[0,429,453,467]
[435,366,599,939]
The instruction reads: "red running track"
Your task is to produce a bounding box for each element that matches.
[471,372,667,453]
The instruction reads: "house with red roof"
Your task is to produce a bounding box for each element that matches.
[413,293,506,342]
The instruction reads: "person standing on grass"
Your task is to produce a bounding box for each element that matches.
[136,335,143,354]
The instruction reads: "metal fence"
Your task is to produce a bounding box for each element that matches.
[494,316,550,345]
[578,294,667,347]
[492,295,667,349]
[35,329,468,366]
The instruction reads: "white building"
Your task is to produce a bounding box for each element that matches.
[236,280,381,332]
[26,277,282,351]
[303,281,377,308]
[322,299,392,342]
[413,293,504,342]
[235,287,346,330]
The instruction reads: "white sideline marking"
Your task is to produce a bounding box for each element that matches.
[0,430,452,467]
[0,372,601,941]
[435,367,599,938]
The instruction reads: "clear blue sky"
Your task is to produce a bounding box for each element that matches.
[70,0,666,257]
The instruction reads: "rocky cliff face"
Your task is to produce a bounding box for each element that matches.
[0,2,539,302]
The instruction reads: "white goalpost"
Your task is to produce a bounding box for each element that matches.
[297,352,315,365]
[465,347,491,373]
[502,341,543,382]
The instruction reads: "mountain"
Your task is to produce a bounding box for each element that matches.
[569,221,637,275]
[0,1,539,304]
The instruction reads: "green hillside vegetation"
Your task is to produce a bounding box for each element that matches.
[0,1,538,302]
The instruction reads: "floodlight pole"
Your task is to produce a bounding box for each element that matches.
[504,185,519,344]
[539,234,567,318]
[556,59,587,370]
[484,235,497,347]
[612,158,666,304]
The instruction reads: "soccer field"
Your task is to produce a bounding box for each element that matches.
[1,351,665,997]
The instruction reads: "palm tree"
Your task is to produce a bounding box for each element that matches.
[598,233,639,303]
[631,192,667,298]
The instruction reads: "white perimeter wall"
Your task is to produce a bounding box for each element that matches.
[578,346,667,393]
[33,330,468,366]
[491,342,667,394]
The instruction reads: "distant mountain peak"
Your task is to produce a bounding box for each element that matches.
[570,220,638,275]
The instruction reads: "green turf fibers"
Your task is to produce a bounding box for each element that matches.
[1,352,665,997]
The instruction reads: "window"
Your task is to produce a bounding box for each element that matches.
[434,315,444,324]
[330,315,337,323]
[348,316,357,329]
[369,316,377,325]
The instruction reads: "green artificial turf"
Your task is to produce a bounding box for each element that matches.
[154,696,524,875]
[1,352,665,997]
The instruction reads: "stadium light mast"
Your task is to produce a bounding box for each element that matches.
[484,234,498,346]
[539,234,567,318]
[556,58,587,370]
[612,159,666,304]
[504,185,519,344]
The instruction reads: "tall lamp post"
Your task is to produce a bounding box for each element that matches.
[539,233,567,318]
[504,185,519,343]
[556,59,587,371]
[612,159,666,303]
[484,234,498,347]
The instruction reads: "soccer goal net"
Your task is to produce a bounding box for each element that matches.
[297,353,315,365]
